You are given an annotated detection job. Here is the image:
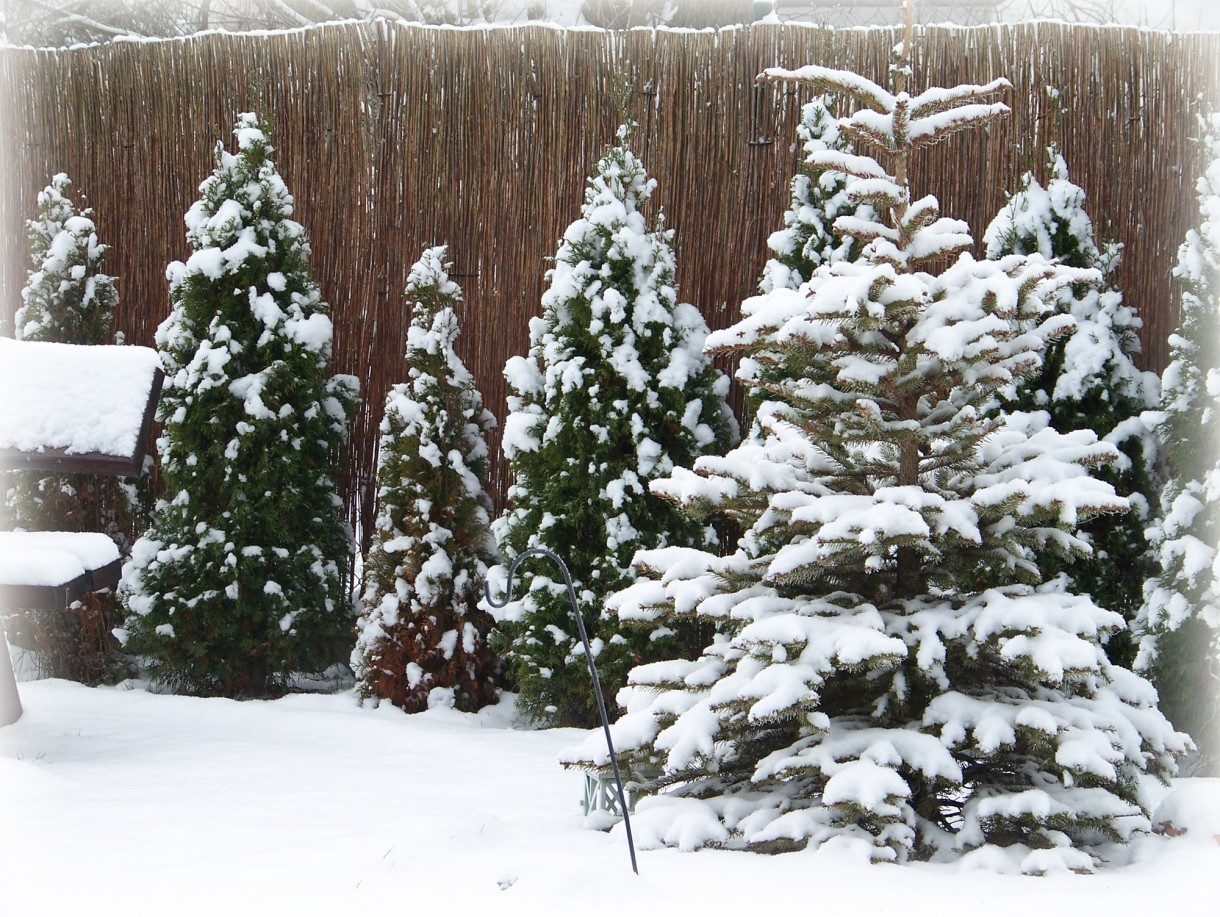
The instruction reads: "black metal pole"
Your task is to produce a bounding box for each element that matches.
[485,547,639,876]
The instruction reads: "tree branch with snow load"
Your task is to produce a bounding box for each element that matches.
[563,36,1190,872]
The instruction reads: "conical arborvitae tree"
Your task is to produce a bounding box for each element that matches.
[353,246,499,713]
[983,149,1159,665]
[119,112,359,698]
[490,125,738,728]
[1137,113,1220,772]
[758,97,869,295]
[14,172,117,344]
[565,45,1188,871]
[2,172,134,684]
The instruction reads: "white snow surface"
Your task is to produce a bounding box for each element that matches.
[0,531,119,587]
[0,338,160,458]
[0,678,1215,912]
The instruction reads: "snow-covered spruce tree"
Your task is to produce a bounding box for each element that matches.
[1137,114,1220,770]
[984,149,1158,665]
[490,125,737,729]
[759,97,869,295]
[565,47,1189,870]
[353,246,499,713]
[119,112,359,698]
[2,172,134,684]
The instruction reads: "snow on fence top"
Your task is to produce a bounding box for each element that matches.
[0,338,163,476]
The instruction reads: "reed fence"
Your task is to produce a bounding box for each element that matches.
[1,21,1216,543]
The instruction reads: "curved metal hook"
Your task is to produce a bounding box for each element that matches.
[485,547,639,876]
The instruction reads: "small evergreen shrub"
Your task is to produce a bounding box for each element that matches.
[353,246,499,713]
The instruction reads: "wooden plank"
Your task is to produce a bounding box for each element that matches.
[0,558,121,610]
[0,445,150,477]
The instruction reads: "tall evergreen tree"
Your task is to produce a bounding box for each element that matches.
[566,46,1187,870]
[1137,113,1220,771]
[490,125,737,728]
[119,112,359,698]
[759,97,868,295]
[353,246,499,713]
[984,149,1159,664]
[3,173,132,684]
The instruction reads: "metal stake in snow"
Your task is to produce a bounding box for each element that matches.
[485,547,639,876]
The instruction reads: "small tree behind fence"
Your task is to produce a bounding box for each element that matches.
[1,21,1216,543]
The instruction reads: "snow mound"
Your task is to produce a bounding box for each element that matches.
[1153,780,1220,841]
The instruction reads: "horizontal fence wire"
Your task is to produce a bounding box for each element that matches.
[1,22,1216,543]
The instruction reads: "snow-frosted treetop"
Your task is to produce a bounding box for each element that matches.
[27,172,76,250]
[760,64,1011,154]
[407,244,462,304]
[504,121,731,462]
[983,148,1117,272]
[757,65,1013,274]
[404,245,467,367]
[168,112,303,295]
[160,111,336,364]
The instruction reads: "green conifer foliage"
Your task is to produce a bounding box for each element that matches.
[353,246,499,713]
[565,47,1188,871]
[119,113,359,698]
[3,173,133,684]
[14,173,117,345]
[491,125,737,729]
[984,150,1159,664]
[1137,114,1220,770]
[759,97,868,295]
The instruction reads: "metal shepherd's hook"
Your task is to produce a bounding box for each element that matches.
[484,547,639,876]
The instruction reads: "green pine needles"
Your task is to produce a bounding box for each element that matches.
[490,124,737,728]
[759,97,869,295]
[353,246,499,713]
[984,148,1160,664]
[119,112,359,698]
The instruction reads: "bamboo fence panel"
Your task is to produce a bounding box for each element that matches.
[1,22,1216,542]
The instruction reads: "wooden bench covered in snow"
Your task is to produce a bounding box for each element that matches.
[0,337,163,727]
[0,337,163,476]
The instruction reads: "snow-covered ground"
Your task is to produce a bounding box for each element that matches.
[1,676,1217,914]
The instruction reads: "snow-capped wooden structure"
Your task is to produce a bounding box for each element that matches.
[0,338,163,727]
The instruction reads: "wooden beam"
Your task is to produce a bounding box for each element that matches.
[0,559,122,611]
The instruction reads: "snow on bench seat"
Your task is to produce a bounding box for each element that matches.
[0,531,122,610]
[0,337,163,476]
